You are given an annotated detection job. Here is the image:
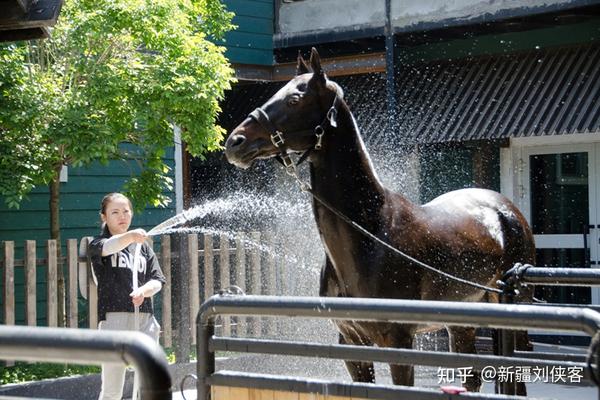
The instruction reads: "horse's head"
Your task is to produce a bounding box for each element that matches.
[225,48,343,169]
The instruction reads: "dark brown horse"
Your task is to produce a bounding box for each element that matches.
[224,48,535,392]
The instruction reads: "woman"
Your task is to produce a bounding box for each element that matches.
[89,192,166,400]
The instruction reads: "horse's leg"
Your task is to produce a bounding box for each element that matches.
[447,326,482,392]
[387,330,414,386]
[339,333,376,382]
[319,255,340,297]
[513,330,531,395]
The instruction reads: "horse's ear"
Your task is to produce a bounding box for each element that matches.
[309,47,325,83]
[296,51,310,75]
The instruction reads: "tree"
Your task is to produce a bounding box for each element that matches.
[0,0,235,326]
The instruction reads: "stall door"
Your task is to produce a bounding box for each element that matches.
[523,144,599,305]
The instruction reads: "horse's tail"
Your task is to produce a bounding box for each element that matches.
[497,208,536,282]
[494,208,535,395]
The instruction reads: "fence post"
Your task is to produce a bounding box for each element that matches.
[265,233,277,336]
[46,240,58,327]
[172,233,191,363]
[66,239,78,328]
[203,234,214,304]
[3,241,15,327]
[3,241,15,367]
[24,240,36,327]
[249,232,261,336]
[219,234,231,336]
[189,234,199,346]
[84,238,98,329]
[161,235,172,348]
[234,233,246,336]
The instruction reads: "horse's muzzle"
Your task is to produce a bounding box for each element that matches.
[224,133,255,169]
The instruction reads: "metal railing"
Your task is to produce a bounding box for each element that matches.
[0,325,172,400]
[196,294,600,400]
[502,263,600,288]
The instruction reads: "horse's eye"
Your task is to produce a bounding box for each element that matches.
[288,95,300,106]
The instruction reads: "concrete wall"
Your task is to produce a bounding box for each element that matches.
[278,0,590,36]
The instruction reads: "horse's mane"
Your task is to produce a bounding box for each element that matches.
[328,80,344,99]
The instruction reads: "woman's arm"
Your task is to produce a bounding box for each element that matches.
[101,229,147,256]
[130,279,163,306]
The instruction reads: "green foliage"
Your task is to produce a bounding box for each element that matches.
[0,362,101,384]
[0,0,235,210]
[0,350,180,384]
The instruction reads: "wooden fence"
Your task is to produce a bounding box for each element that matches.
[0,232,282,352]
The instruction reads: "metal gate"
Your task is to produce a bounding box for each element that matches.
[196,295,600,400]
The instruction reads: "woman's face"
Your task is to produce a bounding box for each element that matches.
[101,197,133,235]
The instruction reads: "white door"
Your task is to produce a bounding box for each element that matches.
[521,143,599,305]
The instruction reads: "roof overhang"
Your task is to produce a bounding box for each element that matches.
[232,52,386,82]
[0,0,63,42]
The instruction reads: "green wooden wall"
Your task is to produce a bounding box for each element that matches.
[401,18,600,65]
[0,147,176,326]
[222,0,274,65]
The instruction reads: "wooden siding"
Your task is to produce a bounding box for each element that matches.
[222,0,273,66]
[401,19,600,65]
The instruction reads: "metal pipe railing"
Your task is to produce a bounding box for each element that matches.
[198,295,600,335]
[210,336,588,373]
[0,325,172,400]
[504,264,600,287]
[197,295,600,400]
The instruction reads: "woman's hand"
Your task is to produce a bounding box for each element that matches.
[128,228,148,244]
[129,280,162,306]
[101,228,148,256]
[130,288,145,306]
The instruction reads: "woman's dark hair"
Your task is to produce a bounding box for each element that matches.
[100,193,133,236]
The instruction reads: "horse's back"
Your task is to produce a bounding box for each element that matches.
[420,187,535,267]
[422,188,526,232]
[423,188,515,214]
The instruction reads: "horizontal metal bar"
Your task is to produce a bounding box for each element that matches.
[208,370,524,400]
[531,302,600,312]
[210,337,589,375]
[514,350,587,363]
[520,267,600,286]
[198,295,600,336]
[0,325,171,400]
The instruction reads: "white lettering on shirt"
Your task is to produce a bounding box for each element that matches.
[110,251,147,273]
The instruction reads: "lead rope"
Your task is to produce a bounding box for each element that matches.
[282,160,503,295]
[132,243,141,330]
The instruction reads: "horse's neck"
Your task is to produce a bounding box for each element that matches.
[309,104,387,222]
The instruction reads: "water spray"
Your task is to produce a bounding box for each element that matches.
[147,209,193,236]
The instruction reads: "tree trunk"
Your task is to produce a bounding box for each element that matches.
[49,165,66,327]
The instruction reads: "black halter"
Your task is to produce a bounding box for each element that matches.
[247,95,341,174]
